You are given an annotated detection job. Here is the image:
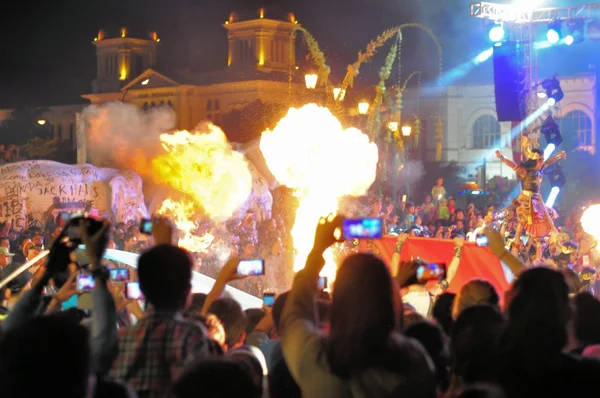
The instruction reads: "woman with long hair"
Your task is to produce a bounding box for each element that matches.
[279,215,436,397]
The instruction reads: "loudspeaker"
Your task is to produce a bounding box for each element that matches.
[492,42,526,122]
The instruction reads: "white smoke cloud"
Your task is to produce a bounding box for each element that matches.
[82,101,176,171]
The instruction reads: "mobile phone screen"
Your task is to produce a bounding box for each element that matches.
[109,268,129,282]
[237,260,265,276]
[140,219,153,235]
[416,263,446,282]
[342,218,383,240]
[263,293,276,307]
[476,235,489,247]
[76,274,95,291]
[318,276,328,291]
[126,282,145,300]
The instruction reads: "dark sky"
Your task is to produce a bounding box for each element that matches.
[0,0,596,108]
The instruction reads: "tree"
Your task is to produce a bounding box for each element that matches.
[0,107,52,145]
[220,100,289,143]
[21,137,76,164]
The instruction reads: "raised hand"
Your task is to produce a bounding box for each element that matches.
[152,215,175,246]
[216,257,244,284]
[80,219,110,267]
[312,214,344,254]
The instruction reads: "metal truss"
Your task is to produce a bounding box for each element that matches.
[470,2,600,24]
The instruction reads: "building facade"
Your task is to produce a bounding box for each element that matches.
[431,73,597,181]
[81,10,304,132]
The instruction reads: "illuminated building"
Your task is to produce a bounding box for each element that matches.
[82,10,302,130]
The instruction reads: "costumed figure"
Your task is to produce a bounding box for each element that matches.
[495,144,566,261]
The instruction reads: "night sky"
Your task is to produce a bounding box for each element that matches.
[0,0,596,108]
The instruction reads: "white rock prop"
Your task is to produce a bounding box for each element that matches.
[0,160,148,231]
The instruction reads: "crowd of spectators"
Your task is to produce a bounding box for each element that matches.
[1,211,600,398]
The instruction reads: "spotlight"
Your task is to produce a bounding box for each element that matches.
[488,24,505,43]
[541,115,563,147]
[564,35,574,46]
[545,163,566,189]
[565,19,585,45]
[546,186,561,208]
[547,19,562,44]
[541,77,564,106]
[544,143,556,159]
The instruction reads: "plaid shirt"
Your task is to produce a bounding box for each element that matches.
[109,306,211,398]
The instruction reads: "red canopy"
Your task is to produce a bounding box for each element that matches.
[360,236,511,295]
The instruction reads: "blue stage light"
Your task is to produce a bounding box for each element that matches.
[489,25,505,42]
[564,35,574,45]
[546,19,562,44]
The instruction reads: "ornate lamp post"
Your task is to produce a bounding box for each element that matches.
[333,87,346,101]
[304,73,318,89]
[358,102,370,115]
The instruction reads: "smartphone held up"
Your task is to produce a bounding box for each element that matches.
[342,218,383,240]
[263,292,276,307]
[416,263,446,283]
[126,282,145,300]
[237,259,265,276]
[76,274,95,291]
[140,219,153,235]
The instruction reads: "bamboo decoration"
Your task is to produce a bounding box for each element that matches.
[367,32,400,140]
[341,28,398,92]
[288,26,332,100]
[341,22,444,160]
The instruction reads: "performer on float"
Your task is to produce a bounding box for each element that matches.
[495,144,566,261]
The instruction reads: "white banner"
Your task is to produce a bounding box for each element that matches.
[0,160,148,231]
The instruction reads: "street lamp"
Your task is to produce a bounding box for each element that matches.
[305,74,318,89]
[333,87,346,101]
[387,121,399,132]
[402,125,412,137]
[358,102,369,115]
[37,119,47,126]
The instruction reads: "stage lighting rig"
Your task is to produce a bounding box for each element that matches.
[547,18,563,44]
[488,23,505,42]
[541,115,563,147]
[545,163,567,189]
[541,77,564,106]
[565,18,585,45]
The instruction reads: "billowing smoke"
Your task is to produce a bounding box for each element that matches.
[399,160,426,188]
[82,102,176,173]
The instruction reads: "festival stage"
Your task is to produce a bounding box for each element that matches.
[360,236,511,295]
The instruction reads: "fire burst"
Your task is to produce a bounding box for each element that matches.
[151,124,253,252]
[260,104,378,280]
[581,205,600,242]
[159,198,215,253]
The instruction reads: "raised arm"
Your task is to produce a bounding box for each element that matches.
[495,150,518,169]
[543,151,566,168]
[280,215,342,383]
[495,150,525,178]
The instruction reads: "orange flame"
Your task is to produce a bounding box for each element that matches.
[260,104,378,281]
[158,198,214,253]
[151,124,253,223]
[581,204,600,242]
